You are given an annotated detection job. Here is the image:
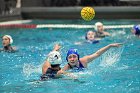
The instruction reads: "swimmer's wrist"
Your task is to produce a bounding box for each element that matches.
[53,44,61,51]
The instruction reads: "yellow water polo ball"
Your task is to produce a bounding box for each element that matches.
[81,7,95,21]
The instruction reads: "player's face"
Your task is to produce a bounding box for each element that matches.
[68,54,78,66]
[131,29,136,34]
[97,25,104,32]
[87,31,95,41]
[2,36,10,46]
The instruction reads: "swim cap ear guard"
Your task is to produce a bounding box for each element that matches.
[66,49,80,62]
[133,25,140,35]
[47,51,62,65]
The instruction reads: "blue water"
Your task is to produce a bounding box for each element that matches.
[0,19,140,93]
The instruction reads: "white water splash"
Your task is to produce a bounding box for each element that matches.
[23,63,42,77]
[111,30,126,37]
[99,46,124,67]
[74,70,93,77]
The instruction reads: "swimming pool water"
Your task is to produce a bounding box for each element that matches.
[0,19,140,93]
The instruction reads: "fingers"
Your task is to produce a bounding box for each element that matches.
[110,43,123,47]
[117,43,123,45]
[54,44,61,51]
[117,43,123,46]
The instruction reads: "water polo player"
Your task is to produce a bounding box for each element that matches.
[131,25,140,38]
[41,44,63,80]
[63,43,122,71]
[94,22,110,38]
[85,30,99,44]
[0,35,16,52]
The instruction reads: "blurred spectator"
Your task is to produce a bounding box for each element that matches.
[0,0,17,15]
[0,0,5,14]
[16,0,21,8]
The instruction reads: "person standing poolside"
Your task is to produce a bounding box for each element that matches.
[131,25,140,38]
[94,22,110,39]
[63,43,122,71]
[0,35,16,52]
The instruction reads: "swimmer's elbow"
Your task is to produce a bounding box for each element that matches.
[95,52,101,56]
[85,54,99,62]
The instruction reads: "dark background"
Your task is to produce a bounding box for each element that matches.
[0,0,140,21]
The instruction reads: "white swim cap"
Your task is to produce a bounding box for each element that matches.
[95,22,103,31]
[3,35,13,44]
[47,51,62,65]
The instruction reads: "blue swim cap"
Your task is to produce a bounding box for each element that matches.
[66,49,79,62]
[133,25,140,35]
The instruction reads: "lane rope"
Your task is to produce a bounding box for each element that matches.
[0,24,134,29]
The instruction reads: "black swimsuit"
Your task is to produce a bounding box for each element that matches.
[41,67,61,80]
[3,45,15,52]
[95,32,106,38]
[86,40,99,44]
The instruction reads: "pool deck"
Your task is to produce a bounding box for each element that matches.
[0,6,140,22]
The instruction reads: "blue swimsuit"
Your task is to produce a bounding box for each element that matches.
[68,60,85,71]
[86,40,99,44]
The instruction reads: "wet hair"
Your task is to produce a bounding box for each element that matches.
[85,30,95,40]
